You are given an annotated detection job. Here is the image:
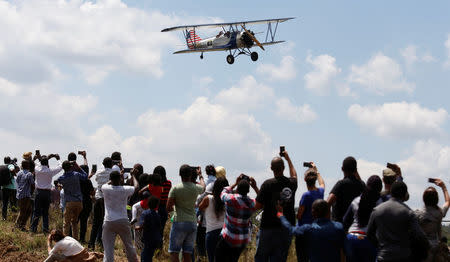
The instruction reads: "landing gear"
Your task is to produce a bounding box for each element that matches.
[226,55,234,64]
[200,52,203,59]
[251,52,258,61]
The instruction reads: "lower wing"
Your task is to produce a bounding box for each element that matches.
[173,41,285,54]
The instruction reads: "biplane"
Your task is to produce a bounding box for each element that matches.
[161,17,294,64]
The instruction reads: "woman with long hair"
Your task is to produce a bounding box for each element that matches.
[199,177,229,262]
[343,175,382,262]
[415,179,449,262]
[45,229,102,262]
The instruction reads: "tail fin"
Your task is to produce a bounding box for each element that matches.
[186,30,202,49]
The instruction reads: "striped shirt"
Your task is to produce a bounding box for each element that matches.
[220,186,256,247]
[160,180,172,203]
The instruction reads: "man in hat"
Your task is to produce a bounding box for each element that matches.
[380,163,403,202]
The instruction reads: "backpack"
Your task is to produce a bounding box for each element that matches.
[0,165,12,186]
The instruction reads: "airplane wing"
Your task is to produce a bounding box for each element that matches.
[173,41,285,54]
[162,18,294,32]
[173,47,230,54]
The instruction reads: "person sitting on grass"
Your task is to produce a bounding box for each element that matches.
[45,229,103,262]
[135,195,162,262]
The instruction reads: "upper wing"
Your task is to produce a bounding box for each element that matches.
[173,41,285,54]
[162,17,294,32]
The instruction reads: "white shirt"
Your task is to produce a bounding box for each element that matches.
[94,168,112,199]
[204,195,225,233]
[34,161,62,190]
[49,236,84,257]
[102,184,135,222]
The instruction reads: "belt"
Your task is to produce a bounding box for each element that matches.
[37,188,51,191]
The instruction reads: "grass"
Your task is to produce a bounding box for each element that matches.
[0,205,298,261]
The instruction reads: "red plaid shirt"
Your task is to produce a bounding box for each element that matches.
[220,186,256,247]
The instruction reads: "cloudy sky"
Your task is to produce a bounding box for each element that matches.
[1,0,449,209]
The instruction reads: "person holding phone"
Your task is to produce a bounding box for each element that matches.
[254,148,298,262]
[414,178,450,262]
[295,162,325,262]
[380,163,404,202]
[31,153,62,234]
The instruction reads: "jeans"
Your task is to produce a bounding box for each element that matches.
[158,203,168,237]
[141,243,157,262]
[196,225,206,256]
[214,236,246,262]
[346,234,376,262]
[15,197,32,229]
[295,235,308,262]
[64,201,83,240]
[79,199,93,243]
[2,188,17,219]
[31,189,51,232]
[89,198,104,249]
[205,228,221,262]
[255,227,291,262]
[168,221,197,254]
[102,219,138,262]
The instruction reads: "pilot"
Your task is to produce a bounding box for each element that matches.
[216,31,223,38]
[224,31,230,38]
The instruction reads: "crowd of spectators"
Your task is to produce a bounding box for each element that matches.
[0,149,449,262]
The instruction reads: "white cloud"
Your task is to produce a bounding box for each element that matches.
[256,56,296,81]
[400,45,418,67]
[136,97,272,170]
[348,102,448,139]
[0,77,21,96]
[348,53,414,95]
[0,0,215,84]
[275,97,317,123]
[214,75,274,112]
[304,54,341,95]
[445,34,450,68]
[194,76,214,87]
[422,52,437,63]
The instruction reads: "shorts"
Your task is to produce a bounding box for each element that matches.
[168,221,197,254]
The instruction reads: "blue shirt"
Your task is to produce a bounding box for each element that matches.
[140,209,162,245]
[298,188,324,226]
[280,215,345,262]
[57,170,87,202]
[16,170,34,199]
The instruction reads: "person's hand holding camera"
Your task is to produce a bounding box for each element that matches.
[434,178,446,189]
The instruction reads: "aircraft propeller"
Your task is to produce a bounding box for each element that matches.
[241,25,265,51]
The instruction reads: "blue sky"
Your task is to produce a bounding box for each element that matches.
[0,0,449,208]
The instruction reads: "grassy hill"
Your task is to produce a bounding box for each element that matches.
[0,207,297,261]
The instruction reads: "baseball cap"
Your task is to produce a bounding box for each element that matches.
[383,168,396,177]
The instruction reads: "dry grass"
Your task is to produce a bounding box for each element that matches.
[0,206,298,261]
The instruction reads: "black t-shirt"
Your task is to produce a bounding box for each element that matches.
[330,176,365,222]
[80,179,94,203]
[256,175,297,228]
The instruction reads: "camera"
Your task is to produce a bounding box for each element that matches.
[303,162,313,168]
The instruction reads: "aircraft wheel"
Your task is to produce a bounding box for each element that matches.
[251,52,258,61]
[226,55,234,64]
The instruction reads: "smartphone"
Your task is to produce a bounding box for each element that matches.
[428,178,437,183]
[303,162,313,168]
[35,150,40,155]
[241,174,251,182]
[92,164,97,173]
[123,168,132,173]
[279,146,285,157]
[78,151,84,155]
